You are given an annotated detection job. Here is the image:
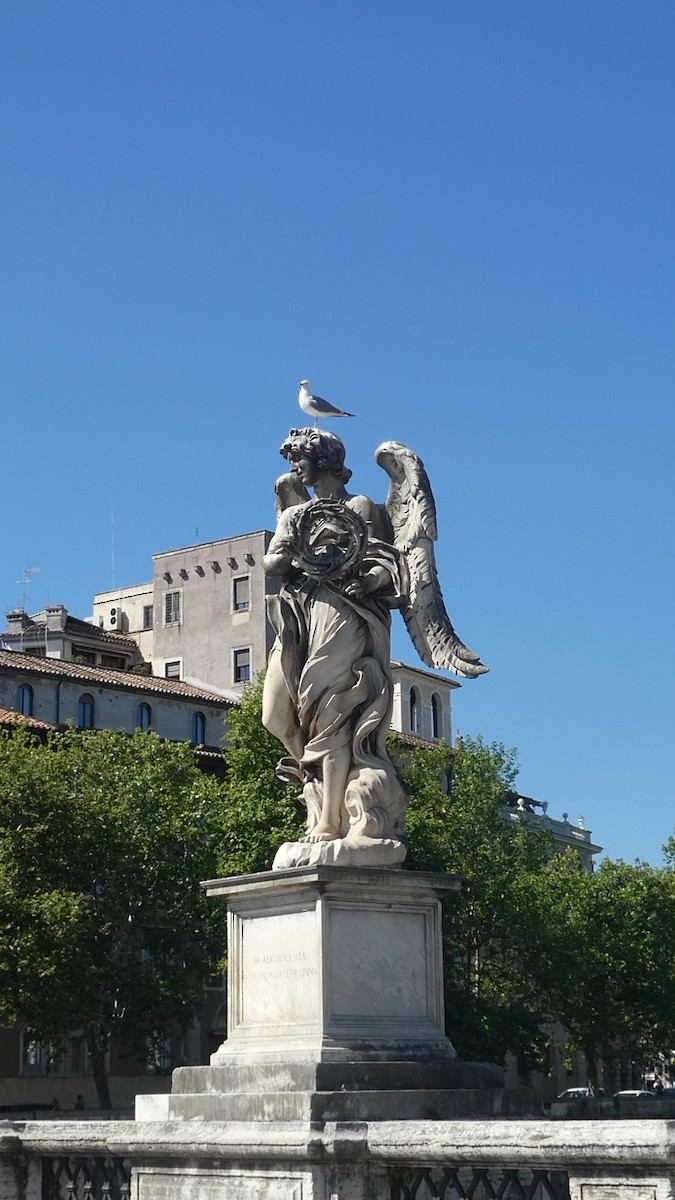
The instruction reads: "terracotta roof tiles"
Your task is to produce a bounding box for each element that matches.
[0,649,235,707]
[0,707,59,733]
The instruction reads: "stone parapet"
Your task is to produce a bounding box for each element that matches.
[3,1118,675,1199]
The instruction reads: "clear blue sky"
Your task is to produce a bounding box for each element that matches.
[2,2,674,866]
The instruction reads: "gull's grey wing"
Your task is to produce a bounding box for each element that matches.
[375,441,488,679]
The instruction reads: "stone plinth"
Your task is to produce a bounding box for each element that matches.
[136,867,539,1125]
[208,865,459,1064]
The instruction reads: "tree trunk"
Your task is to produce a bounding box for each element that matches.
[87,1036,112,1110]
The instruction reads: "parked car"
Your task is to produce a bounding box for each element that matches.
[613,1090,655,1100]
[556,1087,590,1101]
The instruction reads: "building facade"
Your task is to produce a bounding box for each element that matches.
[92,531,276,696]
[0,648,232,752]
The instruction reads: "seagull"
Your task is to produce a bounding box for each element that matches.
[298,380,355,427]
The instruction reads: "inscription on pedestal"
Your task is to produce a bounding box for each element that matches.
[240,908,319,1026]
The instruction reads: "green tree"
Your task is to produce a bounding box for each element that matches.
[216,674,305,876]
[396,734,557,1074]
[0,724,224,1108]
[535,852,675,1090]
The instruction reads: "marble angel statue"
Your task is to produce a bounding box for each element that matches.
[262,427,487,870]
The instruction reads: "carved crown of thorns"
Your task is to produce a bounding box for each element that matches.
[290,499,368,580]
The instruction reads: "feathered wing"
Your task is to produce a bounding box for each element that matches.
[375,441,488,679]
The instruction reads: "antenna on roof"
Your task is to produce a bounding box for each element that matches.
[111,500,116,589]
[16,567,39,612]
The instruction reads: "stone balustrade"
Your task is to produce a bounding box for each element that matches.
[2,1117,675,1199]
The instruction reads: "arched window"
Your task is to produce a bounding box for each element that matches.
[136,703,152,731]
[78,693,94,729]
[191,711,206,746]
[16,684,33,717]
[409,687,420,735]
[431,694,441,740]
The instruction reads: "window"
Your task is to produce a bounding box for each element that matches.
[101,653,125,670]
[70,1035,87,1074]
[164,590,182,626]
[431,694,441,740]
[234,648,251,684]
[165,661,181,681]
[16,684,33,717]
[147,1033,171,1075]
[78,693,95,729]
[409,687,420,735]
[143,605,154,630]
[21,1031,45,1075]
[136,702,152,731]
[233,575,250,612]
[72,646,96,665]
[191,711,206,745]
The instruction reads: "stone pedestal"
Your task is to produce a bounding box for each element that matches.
[210,865,458,1065]
[133,867,540,1197]
[136,866,537,1127]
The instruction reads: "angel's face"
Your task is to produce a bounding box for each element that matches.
[289,451,320,487]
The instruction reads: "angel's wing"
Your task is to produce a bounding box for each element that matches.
[375,441,488,679]
[274,472,310,518]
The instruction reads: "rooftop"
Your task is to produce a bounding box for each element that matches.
[390,659,461,689]
[0,649,235,707]
[4,608,139,650]
[153,529,272,560]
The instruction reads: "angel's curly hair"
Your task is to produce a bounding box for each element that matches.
[280,427,352,485]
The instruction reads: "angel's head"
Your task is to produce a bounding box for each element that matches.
[280,428,352,487]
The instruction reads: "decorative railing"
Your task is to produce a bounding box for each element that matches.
[390,1167,570,1200]
[41,1155,131,1200]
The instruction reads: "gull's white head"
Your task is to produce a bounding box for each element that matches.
[299,379,310,389]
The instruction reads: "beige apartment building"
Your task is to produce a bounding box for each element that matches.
[92,531,275,697]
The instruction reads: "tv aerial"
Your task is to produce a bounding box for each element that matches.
[16,566,39,612]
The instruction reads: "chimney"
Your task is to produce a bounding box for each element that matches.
[45,605,68,632]
[5,610,30,634]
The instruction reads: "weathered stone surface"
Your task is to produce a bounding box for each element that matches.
[170,1060,505,1095]
[202,867,460,1065]
[7,1118,675,1200]
[137,1085,539,1124]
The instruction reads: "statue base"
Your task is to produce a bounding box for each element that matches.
[272,836,407,869]
[136,867,539,1124]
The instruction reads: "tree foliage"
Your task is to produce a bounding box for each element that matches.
[216,674,305,876]
[0,724,224,1107]
[4,680,675,1106]
[396,734,556,1073]
[533,852,675,1089]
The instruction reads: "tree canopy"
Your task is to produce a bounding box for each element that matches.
[396,733,557,1072]
[0,724,224,1107]
[3,677,675,1104]
[532,851,675,1090]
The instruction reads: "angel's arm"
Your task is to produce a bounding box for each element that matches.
[263,506,301,578]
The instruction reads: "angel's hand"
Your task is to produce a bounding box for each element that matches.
[344,565,388,599]
[344,578,365,599]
